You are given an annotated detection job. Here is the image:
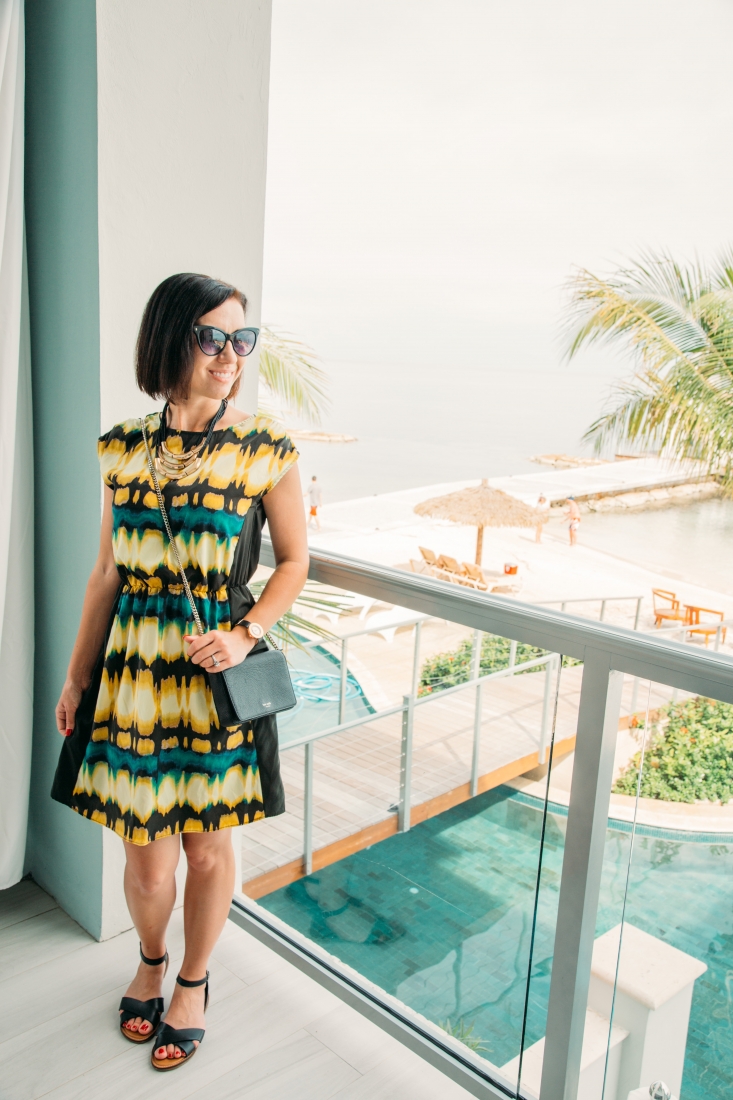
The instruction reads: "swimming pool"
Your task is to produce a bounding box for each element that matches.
[278,641,375,746]
[259,785,733,1098]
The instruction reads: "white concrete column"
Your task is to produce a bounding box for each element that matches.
[93,0,272,937]
[588,923,706,1100]
[96,0,272,431]
[25,0,272,941]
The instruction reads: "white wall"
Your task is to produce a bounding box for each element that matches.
[96,0,271,432]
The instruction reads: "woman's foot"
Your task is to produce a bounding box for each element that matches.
[154,977,207,1060]
[120,954,167,1038]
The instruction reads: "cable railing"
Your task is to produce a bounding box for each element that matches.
[536,594,643,629]
[229,541,733,1100]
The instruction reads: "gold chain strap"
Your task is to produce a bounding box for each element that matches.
[140,417,280,650]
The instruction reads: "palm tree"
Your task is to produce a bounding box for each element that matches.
[254,328,338,647]
[258,325,330,424]
[564,248,733,483]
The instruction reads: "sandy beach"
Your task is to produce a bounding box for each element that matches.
[303,478,733,638]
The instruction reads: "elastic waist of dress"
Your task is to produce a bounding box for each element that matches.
[122,575,226,601]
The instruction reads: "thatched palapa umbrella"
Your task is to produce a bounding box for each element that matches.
[414,479,538,564]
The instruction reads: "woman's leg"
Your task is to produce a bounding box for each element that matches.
[155,828,235,1060]
[120,833,180,1036]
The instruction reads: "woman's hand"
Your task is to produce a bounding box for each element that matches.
[56,679,86,736]
[184,627,256,673]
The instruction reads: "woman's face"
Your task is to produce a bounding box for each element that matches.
[186,296,247,403]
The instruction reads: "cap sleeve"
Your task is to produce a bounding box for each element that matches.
[262,425,299,495]
[98,421,133,489]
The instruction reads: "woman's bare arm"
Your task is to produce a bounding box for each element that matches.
[252,463,310,627]
[186,464,309,671]
[55,486,121,733]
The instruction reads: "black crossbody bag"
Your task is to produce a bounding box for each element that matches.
[141,419,297,726]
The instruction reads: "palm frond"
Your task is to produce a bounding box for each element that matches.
[565,248,733,482]
[248,580,346,650]
[258,326,330,425]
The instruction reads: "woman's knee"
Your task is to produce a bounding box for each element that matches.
[124,837,178,895]
[183,833,233,874]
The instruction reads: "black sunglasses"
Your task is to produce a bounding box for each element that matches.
[193,324,259,357]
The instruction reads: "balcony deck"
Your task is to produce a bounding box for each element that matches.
[0,879,474,1100]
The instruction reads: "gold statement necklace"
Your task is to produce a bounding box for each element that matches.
[155,399,228,480]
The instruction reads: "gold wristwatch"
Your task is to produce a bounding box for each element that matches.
[236,618,264,640]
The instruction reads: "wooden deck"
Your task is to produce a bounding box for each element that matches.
[0,879,475,1100]
[241,637,677,896]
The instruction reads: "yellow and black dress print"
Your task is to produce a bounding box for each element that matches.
[68,412,298,845]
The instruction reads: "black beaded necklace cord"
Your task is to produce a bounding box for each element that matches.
[154,399,228,481]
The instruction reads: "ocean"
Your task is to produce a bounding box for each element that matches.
[262,0,733,592]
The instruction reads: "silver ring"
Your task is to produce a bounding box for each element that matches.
[211,655,220,667]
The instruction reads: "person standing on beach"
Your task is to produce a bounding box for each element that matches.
[564,495,581,546]
[305,475,323,530]
[535,494,550,543]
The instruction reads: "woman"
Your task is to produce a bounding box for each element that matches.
[53,273,308,1071]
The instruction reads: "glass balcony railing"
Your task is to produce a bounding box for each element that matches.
[228,542,733,1100]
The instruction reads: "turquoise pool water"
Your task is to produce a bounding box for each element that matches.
[259,786,733,1098]
[279,642,374,746]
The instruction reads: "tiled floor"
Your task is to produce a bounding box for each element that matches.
[0,878,477,1100]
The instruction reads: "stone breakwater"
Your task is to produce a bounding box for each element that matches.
[574,480,721,514]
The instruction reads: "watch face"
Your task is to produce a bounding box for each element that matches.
[249,622,264,639]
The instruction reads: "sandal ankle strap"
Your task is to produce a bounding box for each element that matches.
[176,971,209,988]
[140,943,169,967]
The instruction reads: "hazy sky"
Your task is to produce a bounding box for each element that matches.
[261,0,733,498]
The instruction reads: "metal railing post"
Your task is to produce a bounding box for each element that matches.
[303,741,314,875]
[469,629,483,797]
[537,654,556,766]
[398,694,414,833]
[470,628,481,678]
[338,637,349,724]
[411,620,423,697]
[540,653,624,1100]
[470,682,483,798]
[599,599,607,622]
[509,638,517,670]
[634,596,642,630]
[630,675,639,716]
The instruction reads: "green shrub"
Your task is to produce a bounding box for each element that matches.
[418,635,548,696]
[614,697,733,804]
[439,1017,490,1053]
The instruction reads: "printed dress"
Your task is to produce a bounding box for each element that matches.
[69,412,298,845]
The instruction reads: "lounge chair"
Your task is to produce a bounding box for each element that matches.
[419,546,440,567]
[652,588,690,628]
[365,607,429,643]
[409,559,431,575]
[686,606,727,647]
[461,562,489,591]
[437,555,473,585]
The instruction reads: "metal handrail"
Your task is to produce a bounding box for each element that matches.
[537,594,643,629]
[262,539,733,697]
[247,538,733,1100]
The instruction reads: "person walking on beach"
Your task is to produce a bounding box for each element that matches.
[52,273,308,1073]
[564,495,581,546]
[535,494,550,543]
[305,475,323,530]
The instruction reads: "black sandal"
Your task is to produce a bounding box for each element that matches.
[151,972,209,1071]
[118,944,169,1044]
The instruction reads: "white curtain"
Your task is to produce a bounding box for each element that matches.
[0,0,32,890]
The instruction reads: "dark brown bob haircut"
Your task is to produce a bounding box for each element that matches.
[136,273,248,401]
